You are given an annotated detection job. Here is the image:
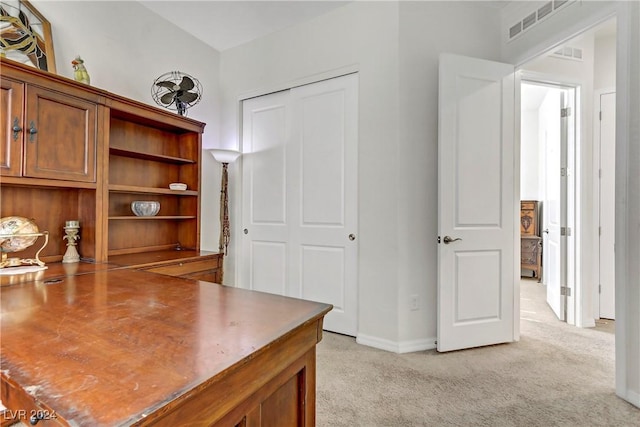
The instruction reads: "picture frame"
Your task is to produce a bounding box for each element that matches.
[0,0,56,73]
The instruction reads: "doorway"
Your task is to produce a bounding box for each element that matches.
[518,17,617,328]
[520,81,576,323]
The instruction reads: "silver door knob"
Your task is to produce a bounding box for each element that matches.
[243,228,248,234]
[443,236,462,244]
[348,234,356,241]
[543,229,549,234]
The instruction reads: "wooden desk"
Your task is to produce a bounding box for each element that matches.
[0,269,331,426]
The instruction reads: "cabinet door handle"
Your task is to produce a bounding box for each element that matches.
[12,117,22,141]
[28,120,38,142]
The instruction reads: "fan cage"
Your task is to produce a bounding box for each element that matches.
[151,71,203,116]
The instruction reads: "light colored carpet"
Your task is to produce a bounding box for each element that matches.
[316,279,639,426]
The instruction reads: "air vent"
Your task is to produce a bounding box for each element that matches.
[522,11,537,31]
[507,0,575,42]
[510,22,522,38]
[551,46,584,61]
[554,0,568,10]
[537,2,553,20]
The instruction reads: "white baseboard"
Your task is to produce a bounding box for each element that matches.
[624,389,640,409]
[356,333,436,354]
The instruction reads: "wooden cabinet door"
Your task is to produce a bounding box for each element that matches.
[23,85,97,182]
[0,78,24,177]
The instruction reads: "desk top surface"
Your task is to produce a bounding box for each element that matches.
[0,269,331,426]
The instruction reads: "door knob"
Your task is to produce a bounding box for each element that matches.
[243,228,248,234]
[543,229,549,234]
[443,236,462,244]
[348,234,356,241]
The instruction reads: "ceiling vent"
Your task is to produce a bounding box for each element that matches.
[550,46,584,61]
[507,0,576,42]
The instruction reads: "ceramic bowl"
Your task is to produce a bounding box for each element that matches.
[131,201,160,217]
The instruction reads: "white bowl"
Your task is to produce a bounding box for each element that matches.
[131,201,160,217]
[169,183,187,191]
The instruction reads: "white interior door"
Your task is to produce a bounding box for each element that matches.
[437,53,517,352]
[241,74,359,336]
[598,91,616,320]
[540,88,567,321]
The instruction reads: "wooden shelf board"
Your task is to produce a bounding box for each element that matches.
[110,147,196,164]
[108,216,197,220]
[0,176,97,189]
[108,184,198,195]
[107,244,182,257]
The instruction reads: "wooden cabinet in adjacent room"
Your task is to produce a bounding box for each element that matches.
[520,200,542,281]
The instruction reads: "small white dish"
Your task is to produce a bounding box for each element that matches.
[169,183,187,191]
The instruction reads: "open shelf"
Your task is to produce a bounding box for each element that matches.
[109,216,197,220]
[109,147,196,164]
[109,184,198,196]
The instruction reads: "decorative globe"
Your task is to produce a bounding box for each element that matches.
[0,216,40,253]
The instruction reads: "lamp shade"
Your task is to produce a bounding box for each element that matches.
[209,149,241,164]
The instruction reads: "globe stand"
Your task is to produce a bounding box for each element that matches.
[62,226,80,264]
[0,232,49,268]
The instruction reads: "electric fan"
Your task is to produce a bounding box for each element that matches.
[151,71,202,116]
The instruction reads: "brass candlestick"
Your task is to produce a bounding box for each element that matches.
[62,220,80,263]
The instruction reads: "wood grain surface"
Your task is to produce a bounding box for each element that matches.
[1,269,331,426]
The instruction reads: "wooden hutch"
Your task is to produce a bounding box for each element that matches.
[0,57,220,280]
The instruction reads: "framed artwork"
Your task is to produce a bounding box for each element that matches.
[0,0,56,73]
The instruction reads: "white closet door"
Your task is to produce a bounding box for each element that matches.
[241,91,291,296]
[241,74,359,336]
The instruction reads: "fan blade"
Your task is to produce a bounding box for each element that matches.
[160,92,176,105]
[177,91,198,104]
[156,81,176,89]
[179,76,195,91]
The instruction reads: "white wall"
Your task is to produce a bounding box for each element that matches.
[30,0,222,253]
[396,1,501,346]
[219,1,402,345]
[520,108,541,200]
[594,32,617,90]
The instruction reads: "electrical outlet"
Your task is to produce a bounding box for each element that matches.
[410,295,419,311]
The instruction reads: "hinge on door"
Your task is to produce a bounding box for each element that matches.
[561,167,566,177]
[560,286,572,297]
[599,169,602,178]
[599,111,602,121]
[561,107,571,117]
[599,226,602,236]
[560,227,572,236]
[599,284,602,294]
